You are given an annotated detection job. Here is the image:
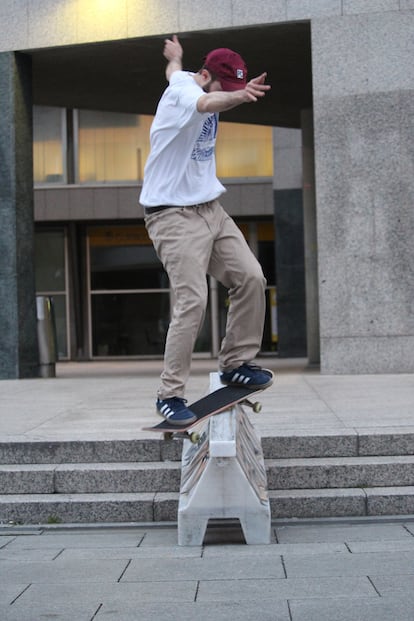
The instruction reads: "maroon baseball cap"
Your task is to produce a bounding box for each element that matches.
[204,48,247,91]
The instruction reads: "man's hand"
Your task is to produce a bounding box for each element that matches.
[164,35,183,80]
[243,73,271,103]
[163,34,183,62]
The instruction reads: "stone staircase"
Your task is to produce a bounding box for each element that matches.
[1,431,414,524]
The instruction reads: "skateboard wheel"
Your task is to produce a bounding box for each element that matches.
[190,432,200,444]
[163,432,174,441]
[252,401,262,413]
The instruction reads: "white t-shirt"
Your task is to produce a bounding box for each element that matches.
[139,71,226,207]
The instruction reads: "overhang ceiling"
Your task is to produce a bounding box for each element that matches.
[30,22,312,128]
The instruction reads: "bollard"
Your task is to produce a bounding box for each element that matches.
[36,296,57,378]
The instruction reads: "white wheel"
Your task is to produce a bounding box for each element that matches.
[253,401,262,413]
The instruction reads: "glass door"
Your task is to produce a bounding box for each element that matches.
[88,225,171,357]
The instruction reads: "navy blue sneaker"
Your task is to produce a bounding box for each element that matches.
[156,397,197,426]
[220,363,274,389]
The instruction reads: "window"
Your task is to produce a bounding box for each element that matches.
[76,110,152,183]
[216,122,273,177]
[33,106,66,184]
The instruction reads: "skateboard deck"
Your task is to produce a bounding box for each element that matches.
[143,379,272,441]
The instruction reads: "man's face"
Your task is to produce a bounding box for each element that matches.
[203,77,223,93]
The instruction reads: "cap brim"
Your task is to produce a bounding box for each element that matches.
[220,79,246,92]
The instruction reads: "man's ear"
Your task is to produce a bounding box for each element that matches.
[199,68,211,82]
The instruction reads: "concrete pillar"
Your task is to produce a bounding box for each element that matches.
[312,12,414,373]
[0,52,38,378]
[301,109,320,366]
[272,127,306,357]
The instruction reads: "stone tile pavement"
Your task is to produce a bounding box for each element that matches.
[1,519,414,620]
[1,357,414,443]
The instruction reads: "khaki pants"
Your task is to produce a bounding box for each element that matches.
[145,200,266,399]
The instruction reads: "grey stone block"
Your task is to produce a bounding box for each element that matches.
[121,555,285,582]
[275,522,413,543]
[59,544,200,561]
[0,557,129,584]
[0,493,155,524]
[370,574,414,596]
[5,531,145,550]
[0,547,63,562]
[269,488,366,518]
[366,486,414,515]
[178,0,232,32]
[54,462,180,493]
[321,336,414,374]
[343,0,399,14]
[289,595,414,621]
[153,492,179,522]
[347,539,414,554]
[160,438,183,462]
[95,602,290,621]
[358,430,414,456]
[267,456,414,489]
[0,465,54,494]
[287,0,342,20]
[14,580,198,606]
[283,550,414,578]
[0,583,30,606]
[196,575,376,601]
[203,541,348,557]
[233,0,287,26]
[0,439,162,464]
[127,0,179,38]
[261,432,358,458]
[0,604,100,621]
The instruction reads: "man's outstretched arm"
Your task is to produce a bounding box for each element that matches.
[164,35,183,81]
[197,73,271,113]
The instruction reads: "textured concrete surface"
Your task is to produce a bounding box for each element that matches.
[1,519,414,620]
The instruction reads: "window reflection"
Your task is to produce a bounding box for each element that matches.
[33,106,65,184]
[77,110,152,183]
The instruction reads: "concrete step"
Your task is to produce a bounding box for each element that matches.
[2,487,414,524]
[0,454,413,495]
[266,455,414,489]
[0,492,177,524]
[0,439,181,465]
[1,429,414,464]
[2,455,414,495]
[0,462,181,494]
[2,430,414,524]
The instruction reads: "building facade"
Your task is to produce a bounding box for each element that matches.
[1,0,413,377]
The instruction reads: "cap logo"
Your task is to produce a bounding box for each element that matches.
[236,69,244,79]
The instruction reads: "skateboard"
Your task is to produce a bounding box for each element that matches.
[143,380,272,443]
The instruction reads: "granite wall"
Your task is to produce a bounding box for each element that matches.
[312,11,414,372]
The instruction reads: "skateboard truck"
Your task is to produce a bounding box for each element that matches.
[163,430,201,443]
[242,398,262,413]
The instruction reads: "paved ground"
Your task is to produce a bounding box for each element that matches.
[2,357,414,442]
[1,519,414,620]
[1,358,414,619]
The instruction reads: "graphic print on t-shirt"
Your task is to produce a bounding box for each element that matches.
[191,114,218,162]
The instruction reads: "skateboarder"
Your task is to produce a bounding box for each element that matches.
[140,35,272,425]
